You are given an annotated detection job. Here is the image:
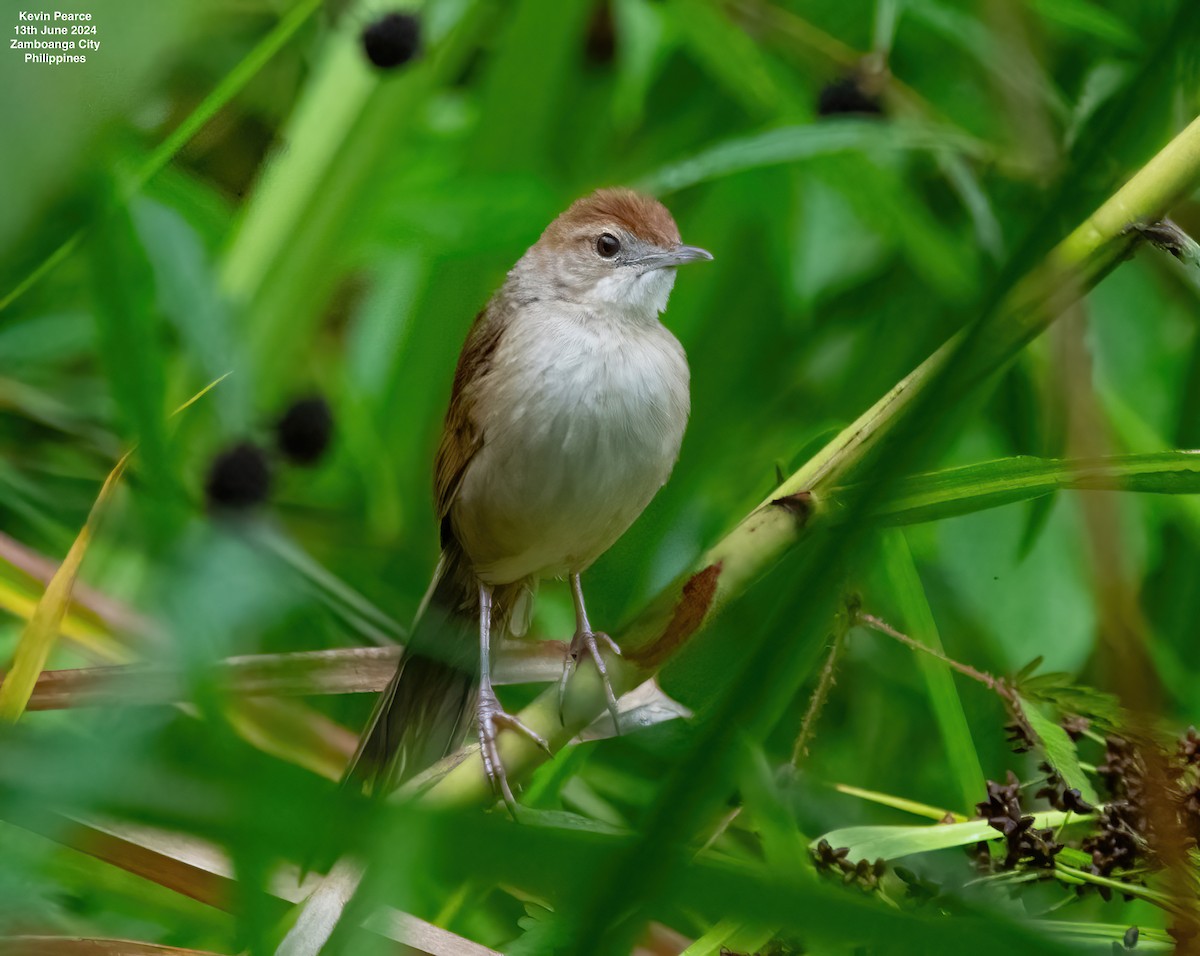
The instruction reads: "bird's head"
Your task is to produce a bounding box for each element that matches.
[516,188,712,317]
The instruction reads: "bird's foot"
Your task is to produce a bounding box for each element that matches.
[477,684,551,812]
[557,629,622,732]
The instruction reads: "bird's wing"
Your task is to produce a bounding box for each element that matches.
[434,304,506,543]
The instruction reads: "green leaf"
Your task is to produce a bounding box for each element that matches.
[1027,0,1140,50]
[664,0,791,117]
[1015,695,1099,806]
[878,531,983,813]
[90,199,176,509]
[638,119,990,195]
[1017,676,1125,732]
[815,809,1083,863]
[828,452,1200,527]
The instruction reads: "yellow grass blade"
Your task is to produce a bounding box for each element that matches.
[0,372,231,721]
[0,451,131,721]
[170,371,231,417]
[0,579,127,659]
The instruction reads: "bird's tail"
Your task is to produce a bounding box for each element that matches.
[340,544,533,794]
[287,552,532,956]
[341,546,479,795]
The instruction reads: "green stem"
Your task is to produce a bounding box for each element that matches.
[1055,863,1187,918]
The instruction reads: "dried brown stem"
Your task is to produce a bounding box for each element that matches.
[856,611,1014,705]
[791,604,851,766]
[17,643,568,712]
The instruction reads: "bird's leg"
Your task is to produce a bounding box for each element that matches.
[558,573,622,731]
[476,581,551,811]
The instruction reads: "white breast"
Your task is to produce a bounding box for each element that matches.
[453,303,690,585]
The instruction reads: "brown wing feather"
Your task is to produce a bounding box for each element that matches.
[342,307,509,796]
[434,304,507,546]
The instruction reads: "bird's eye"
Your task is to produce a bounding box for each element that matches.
[596,233,621,258]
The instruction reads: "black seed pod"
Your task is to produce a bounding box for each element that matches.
[816,74,884,117]
[206,442,272,509]
[584,2,616,66]
[276,395,334,466]
[1035,762,1096,813]
[813,839,850,873]
[361,12,421,70]
[1004,719,1035,754]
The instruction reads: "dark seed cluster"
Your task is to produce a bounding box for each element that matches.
[583,2,615,66]
[1080,803,1141,892]
[1178,726,1200,766]
[816,74,885,117]
[1004,718,1035,755]
[1181,780,1200,844]
[1061,713,1091,742]
[361,12,421,70]
[1170,728,1200,847]
[1074,732,1200,898]
[1035,762,1095,814]
[812,839,885,891]
[204,394,335,511]
[1097,734,1144,801]
[1075,735,1148,895]
[275,395,334,466]
[816,717,1200,917]
[205,441,272,510]
[975,772,1063,869]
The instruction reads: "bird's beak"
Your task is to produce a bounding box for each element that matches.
[641,244,714,270]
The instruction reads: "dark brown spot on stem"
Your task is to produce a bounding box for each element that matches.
[772,490,813,524]
[625,562,722,670]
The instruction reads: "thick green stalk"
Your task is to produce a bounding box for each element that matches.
[417,112,1200,810]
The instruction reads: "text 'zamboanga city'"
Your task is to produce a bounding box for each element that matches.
[12,10,99,63]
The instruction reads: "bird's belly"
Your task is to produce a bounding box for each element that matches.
[453,322,688,584]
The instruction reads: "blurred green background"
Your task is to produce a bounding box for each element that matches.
[2,0,1200,953]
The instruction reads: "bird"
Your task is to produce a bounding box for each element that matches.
[344,188,711,807]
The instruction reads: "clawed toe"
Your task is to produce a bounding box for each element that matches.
[478,689,551,812]
[558,630,622,732]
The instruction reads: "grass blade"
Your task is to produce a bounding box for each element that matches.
[831,451,1200,526]
[639,119,990,195]
[815,809,1086,862]
[879,531,983,812]
[0,451,130,721]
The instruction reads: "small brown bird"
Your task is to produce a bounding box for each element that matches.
[346,188,711,805]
